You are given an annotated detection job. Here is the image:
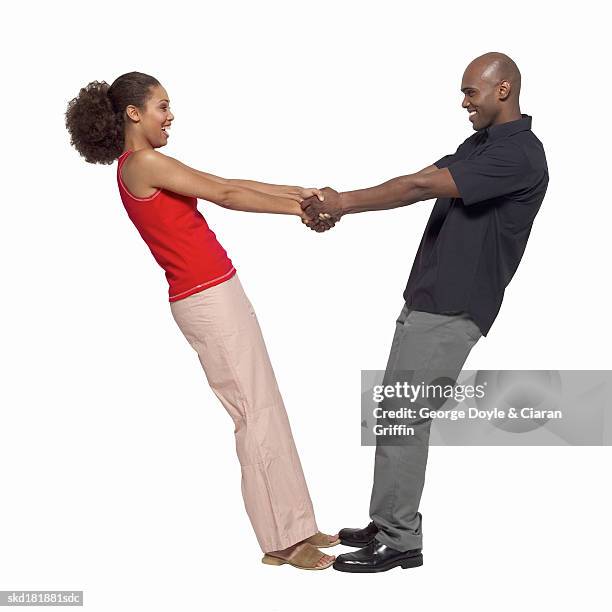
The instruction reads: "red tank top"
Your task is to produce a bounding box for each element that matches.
[117,149,236,301]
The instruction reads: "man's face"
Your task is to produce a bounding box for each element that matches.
[460,65,501,131]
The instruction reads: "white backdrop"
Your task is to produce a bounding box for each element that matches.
[2,1,610,610]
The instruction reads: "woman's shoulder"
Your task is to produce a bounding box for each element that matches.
[119,149,164,200]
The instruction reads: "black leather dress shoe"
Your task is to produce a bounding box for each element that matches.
[339,521,379,547]
[333,540,423,573]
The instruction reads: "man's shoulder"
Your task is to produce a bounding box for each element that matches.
[450,131,482,157]
[460,131,482,147]
[510,128,545,147]
[509,131,548,173]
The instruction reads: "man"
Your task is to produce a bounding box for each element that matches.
[301,52,549,572]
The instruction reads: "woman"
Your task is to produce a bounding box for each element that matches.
[65,71,338,570]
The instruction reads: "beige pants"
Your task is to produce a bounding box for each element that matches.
[170,273,318,552]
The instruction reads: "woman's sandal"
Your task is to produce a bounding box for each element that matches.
[262,543,335,570]
[304,531,341,548]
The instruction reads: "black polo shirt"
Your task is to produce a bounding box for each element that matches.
[403,114,548,336]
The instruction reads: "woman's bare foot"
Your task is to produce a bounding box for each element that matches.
[268,542,335,569]
[303,531,341,548]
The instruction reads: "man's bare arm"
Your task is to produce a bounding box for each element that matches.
[299,165,453,223]
[338,167,460,215]
[415,164,439,175]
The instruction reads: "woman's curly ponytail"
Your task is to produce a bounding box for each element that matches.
[65,72,160,165]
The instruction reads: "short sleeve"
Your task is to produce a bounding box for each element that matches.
[433,152,456,169]
[447,143,536,206]
[433,136,474,169]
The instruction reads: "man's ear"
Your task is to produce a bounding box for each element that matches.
[498,80,511,101]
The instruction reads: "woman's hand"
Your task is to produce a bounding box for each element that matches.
[283,187,325,203]
[299,187,325,202]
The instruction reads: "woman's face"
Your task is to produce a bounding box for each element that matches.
[131,84,174,148]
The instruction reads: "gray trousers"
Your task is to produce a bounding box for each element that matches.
[369,303,482,551]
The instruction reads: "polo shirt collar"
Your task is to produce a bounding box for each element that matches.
[483,113,532,142]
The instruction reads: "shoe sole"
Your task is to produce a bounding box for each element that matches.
[332,553,423,573]
[261,554,334,570]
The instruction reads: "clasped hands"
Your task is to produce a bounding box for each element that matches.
[298,187,343,233]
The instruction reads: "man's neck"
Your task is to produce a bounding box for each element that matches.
[492,108,523,126]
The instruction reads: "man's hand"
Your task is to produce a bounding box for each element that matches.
[300,209,336,233]
[300,187,343,232]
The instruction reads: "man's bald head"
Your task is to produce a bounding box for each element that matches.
[466,52,521,96]
[461,52,522,131]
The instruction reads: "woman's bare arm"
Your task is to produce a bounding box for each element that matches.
[135,149,306,216]
[170,157,320,202]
